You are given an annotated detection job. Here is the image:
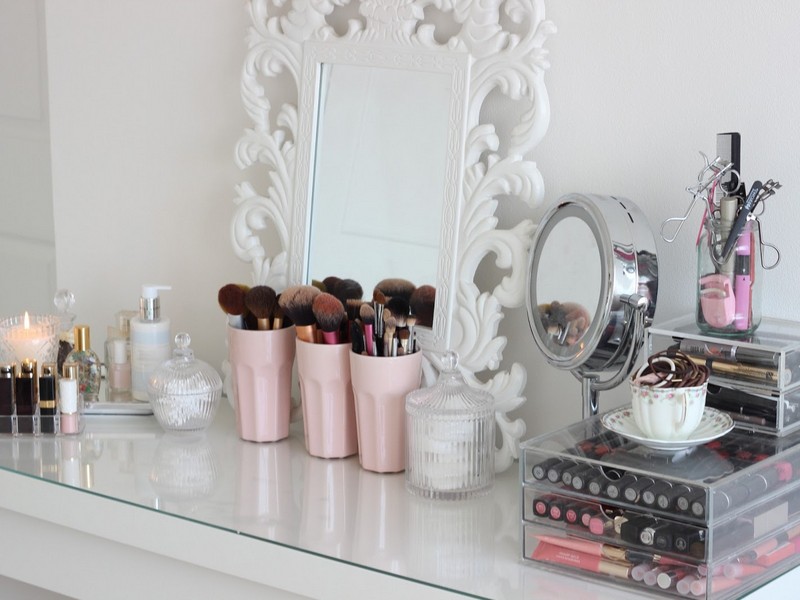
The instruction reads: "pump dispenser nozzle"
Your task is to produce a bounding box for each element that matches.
[139,284,171,322]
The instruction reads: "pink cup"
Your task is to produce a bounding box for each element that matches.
[228,325,295,442]
[350,351,422,473]
[295,340,358,458]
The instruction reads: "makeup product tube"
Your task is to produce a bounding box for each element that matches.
[0,363,14,433]
[531,542,631,578]
[58,363,80,435]
[15,359,36,433]
[39,363,57,434]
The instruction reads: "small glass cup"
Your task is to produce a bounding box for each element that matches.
[696,217,761,336]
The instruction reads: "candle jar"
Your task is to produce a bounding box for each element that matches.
[0,313,60,367]
[696,217,762,336]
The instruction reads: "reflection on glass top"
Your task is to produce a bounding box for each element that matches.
[0,405,525,599]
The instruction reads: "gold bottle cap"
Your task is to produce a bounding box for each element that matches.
[0,364,13,378]
[73,325,91,352]
[41,363,57,378]
[19,359,36,378]
[63,362,79,380]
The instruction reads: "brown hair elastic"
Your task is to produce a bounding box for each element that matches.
[636,349,709,388]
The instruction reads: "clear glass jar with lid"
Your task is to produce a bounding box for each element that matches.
[405,351,495,500]
[148,333,222,433]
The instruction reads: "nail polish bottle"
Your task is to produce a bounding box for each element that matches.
[39,363,57,434]
[15,359,37,434]
[0,364,14,434]
[58,362,80,435]
[105,310,135,395]
[65,325,101,403]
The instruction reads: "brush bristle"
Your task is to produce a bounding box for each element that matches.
[359,303,375,325]
[312,293,345,333]
[374,278,416,301]
[383,315,397,334]
[409,284,436,327]
[346,298,364,321]
[322,276,341,293]
[373,289,387,305]
[218,283,247,316]
[386,296,410,318]
[278,285,320,326]
[332,278,363,304]
[244,285,277,319]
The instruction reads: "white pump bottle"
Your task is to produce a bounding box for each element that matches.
[130,284,172,400]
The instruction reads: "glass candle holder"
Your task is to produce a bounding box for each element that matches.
[0,313,60,369]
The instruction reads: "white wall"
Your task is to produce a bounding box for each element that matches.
[47,2,800,438]
[507,0,800,435]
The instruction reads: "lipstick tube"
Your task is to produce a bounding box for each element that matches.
[15,359,37,434]
[39,363,57,434]
[0,363,14,434]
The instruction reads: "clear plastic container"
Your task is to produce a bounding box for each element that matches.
[148,333,222,433]
[405,351,495,500]
[696,217,761,336]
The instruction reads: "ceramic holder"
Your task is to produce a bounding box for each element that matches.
[350,351,422,473]
[295,340,358,458]
[228,325,295,443]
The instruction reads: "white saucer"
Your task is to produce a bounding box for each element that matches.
[601,405,734,452]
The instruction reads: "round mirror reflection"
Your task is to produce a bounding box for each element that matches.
[535,216,601,349]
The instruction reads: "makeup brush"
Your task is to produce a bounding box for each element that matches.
[374,278,416,302]
[278,285,320,343]
[345,298,365,322]
[350,320,365,355]
[383,315,397,357]
[398,328,411,356]
[373,289,387,337]
[332,278,363,305]
[386,296,410,323]
[311,279,327,292]
[272,304,285,330]
[312,292,345,344]
[218,283,248,328]
[406,314,417,353]
[244,285,277,330]
[410,284,436,328]
[359,303,376,357]
[322,276,341,294]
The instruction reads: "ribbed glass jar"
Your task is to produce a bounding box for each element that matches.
[405,351,495,500]
[148,333,222,433]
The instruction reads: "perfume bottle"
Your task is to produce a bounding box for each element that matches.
[105,310,135,395]
[54,289,77,374]
[65,325,101,403]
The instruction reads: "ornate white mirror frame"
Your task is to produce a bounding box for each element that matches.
[231,0,555,472]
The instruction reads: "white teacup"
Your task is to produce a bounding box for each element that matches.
[630,380,707,441]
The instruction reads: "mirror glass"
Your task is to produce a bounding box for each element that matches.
[535,216,601,348]
[306,63,449,294]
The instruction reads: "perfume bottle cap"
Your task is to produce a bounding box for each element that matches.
[63,361,79,380]
[73,325,92,352]
[0,363,13,379]
[41,363,57,378]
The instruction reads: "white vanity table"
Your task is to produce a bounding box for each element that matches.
[0,404,796,599]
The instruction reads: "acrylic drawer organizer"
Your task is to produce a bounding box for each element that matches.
[648,315,800,436]
[520,416,800,599]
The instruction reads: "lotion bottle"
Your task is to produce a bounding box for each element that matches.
[130,284,172,400]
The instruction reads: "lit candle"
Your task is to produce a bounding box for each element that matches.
[1,312,59,367]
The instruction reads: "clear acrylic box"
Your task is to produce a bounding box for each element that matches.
[520,415,800,598]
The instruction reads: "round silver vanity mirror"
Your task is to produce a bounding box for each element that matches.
[526,194,658,418]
